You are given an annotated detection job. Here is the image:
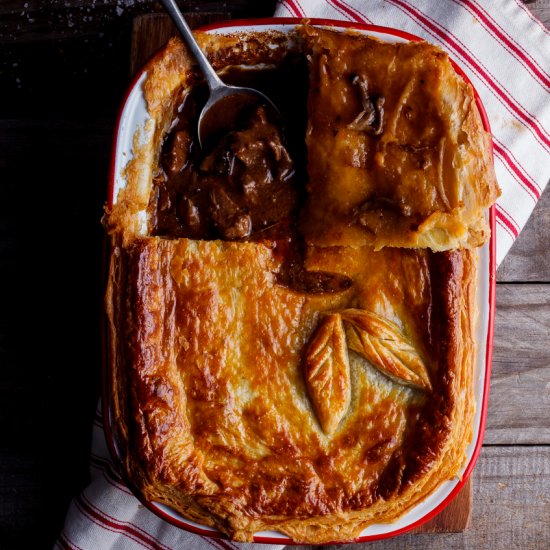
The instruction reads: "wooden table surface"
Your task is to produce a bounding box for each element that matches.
[0,1,548,548]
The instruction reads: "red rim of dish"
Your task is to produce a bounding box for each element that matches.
[104,17,497,545]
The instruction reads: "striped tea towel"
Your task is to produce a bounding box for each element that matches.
[56,1,550,548]
[277,0,550,265]
[55,403,285,550]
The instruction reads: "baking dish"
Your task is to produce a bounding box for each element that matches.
[104,18,496,544]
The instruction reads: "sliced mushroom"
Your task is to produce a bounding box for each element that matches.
[348,75,385,136]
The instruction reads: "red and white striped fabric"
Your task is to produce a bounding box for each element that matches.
[55,403,286,550]
[57,2,549,549]
[278,0,550,265]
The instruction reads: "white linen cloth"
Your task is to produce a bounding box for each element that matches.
[57,1,550,548]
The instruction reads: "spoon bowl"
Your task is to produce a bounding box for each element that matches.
[198,84,280,151]
[160,0,281,150]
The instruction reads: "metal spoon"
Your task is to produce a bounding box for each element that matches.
[160,0,280,150]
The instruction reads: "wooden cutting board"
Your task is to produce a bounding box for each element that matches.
[129,12,473,535]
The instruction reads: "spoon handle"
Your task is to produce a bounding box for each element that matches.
[159,0,224,91]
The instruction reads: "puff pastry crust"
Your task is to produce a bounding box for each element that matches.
[300,26,499,251]
[108,238,476,543]
[104,26,492,543]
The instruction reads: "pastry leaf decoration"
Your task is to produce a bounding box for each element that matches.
[304,313,351,435]
[339,309,432,391]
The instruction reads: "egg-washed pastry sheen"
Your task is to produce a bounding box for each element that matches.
[105,26,497,544]
[301,26,500,250]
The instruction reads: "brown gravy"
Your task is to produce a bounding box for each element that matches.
[150,55,351,294]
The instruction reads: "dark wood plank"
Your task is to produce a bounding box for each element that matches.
[486,284,550,444]
[295,447,550,550]
[412,479,472,534]
[0,0,277,42]
[497,187,550,282]
[0,2,275,119]
[130,12,229,76]
[0,452,47,550]
[0,117,109,547]
[528,0,550,28]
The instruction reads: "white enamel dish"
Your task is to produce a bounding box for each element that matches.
[105,18,496,544]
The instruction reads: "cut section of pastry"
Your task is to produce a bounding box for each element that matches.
[299,26,500,251]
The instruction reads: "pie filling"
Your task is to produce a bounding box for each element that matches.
[105,27,498,543]
[150,59,308,242]
[149,58,352,294]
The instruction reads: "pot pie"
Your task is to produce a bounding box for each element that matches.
[105,25,499,543]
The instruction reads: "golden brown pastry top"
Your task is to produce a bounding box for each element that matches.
[300,26,499,251]
[108,236,476,542]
